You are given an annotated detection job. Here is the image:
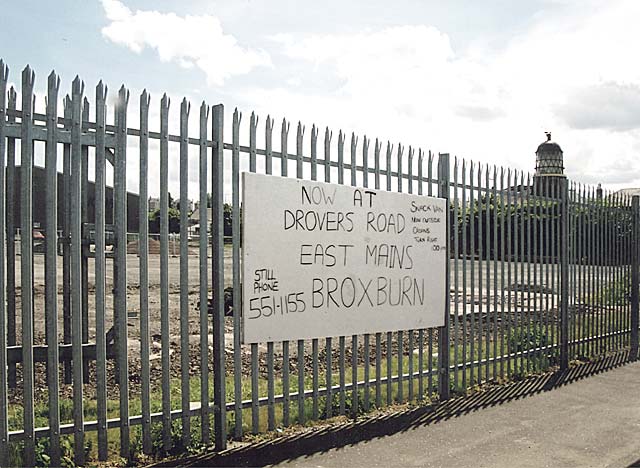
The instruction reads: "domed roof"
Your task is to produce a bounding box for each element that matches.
[536,132,562,154]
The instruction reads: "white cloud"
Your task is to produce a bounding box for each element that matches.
[100,0,271,86]
[242,1,640,190]
[556,82,640,131]
[95,0,640,192]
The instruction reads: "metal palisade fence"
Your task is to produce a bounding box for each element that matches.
[0,61,638,466]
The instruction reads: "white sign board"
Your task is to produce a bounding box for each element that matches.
[242,172,447,343]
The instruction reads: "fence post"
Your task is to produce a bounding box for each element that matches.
[212,104,227,451]
[437,153,451,400]
[631,196,639,361]
[560,178,570,370]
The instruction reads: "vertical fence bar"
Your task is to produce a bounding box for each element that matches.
[362,136,371,411]
[573,183,579,355]
[212,104,227,450]
[199,102,211,443]
[44,70,61,467]
[524,174,532,374]
[427,152,434,398]
[5,86,16,391]
[532,176,540,364]
[452,158,459,390]
[138,90,152,451]
[608,192,614,351]
[95,82,109,461]
[560,178,570,369]
[159,94,172,453]
[0,60,8,468]
[447,158,460,390]
[505,170,512,378]
[81,98,89,382]
[232,108,242,438]
[350,133,358,418]
[323,127,333,419]
[485,167,491,382]
[573,182,579,354]
[417,150,426,398]
[374,140,382,407]
[598,188,609,354]
[585,188,596,357]
[396,143,404,404]
[337,131,346,415]
[604,191,611,353]
[519,172,527,374]
[513,171,521,376]
[437,153,450,400]
[498,168,505,379]
[599,187,606,353]
[624,196,629,348]
[407,146,415,401]
[622,195,629,347]
[542,176,548,355]
[62,95,72,385]
[594,185,600,353]
[460,159,468,388]
[115,85,130,458]
[180,98,191,446]
[386,142,393,405]
[623,195,629,348]
[469,162,476,384]
[616,194,622,348]
[612,193,617,351]
[139,91,151,453]
[69,76,85,467]
[279,118,292,428]
[301,123,319,421]
[544,177,551,360]
[477,164,484,384]
[492,167,498,379]
[249,112,259,435]
[21,67,37,466]
[616,194,622,351]
[620,197,637,352]
[265,116,275,431]
[598,186,604,354]
[579,184,586,357]
[631,196,639,360]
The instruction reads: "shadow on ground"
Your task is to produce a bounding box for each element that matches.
[148,351,632,468]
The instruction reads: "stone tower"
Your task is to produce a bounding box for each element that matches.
[534,132,566,195]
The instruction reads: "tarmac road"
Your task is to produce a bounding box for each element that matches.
[275,359,640,468]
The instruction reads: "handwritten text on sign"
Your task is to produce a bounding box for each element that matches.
[242,173,446,343]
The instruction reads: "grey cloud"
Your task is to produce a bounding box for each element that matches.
[569,156,640,185]
[455,105,505,121]
[555,82,640,131]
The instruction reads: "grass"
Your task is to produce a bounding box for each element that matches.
[6,297,632,466]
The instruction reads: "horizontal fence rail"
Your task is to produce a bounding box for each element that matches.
[0,60,638,466]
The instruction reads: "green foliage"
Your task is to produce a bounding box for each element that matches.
[507,325,550,374]
[11,435,81,468]
[148,207,181,234]
[597,274,630,307]
[455,191,631,265]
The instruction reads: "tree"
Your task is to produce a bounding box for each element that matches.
[148,207,181,234]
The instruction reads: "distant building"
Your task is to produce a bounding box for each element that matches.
[499,132,566,202]
[533,132,566,195]
[9,165,141,233]
[173,197,193,213]
[615,187,640,198]
[148,197,160,212]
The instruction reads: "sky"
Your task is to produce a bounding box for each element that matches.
[2,0,640,197]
